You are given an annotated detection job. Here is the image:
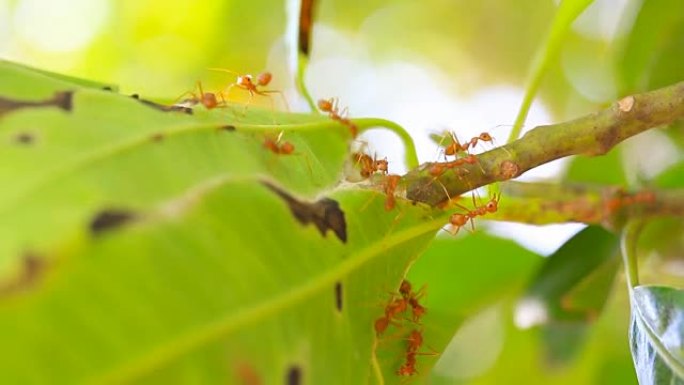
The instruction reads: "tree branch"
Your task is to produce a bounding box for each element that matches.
[404,81,684,206]
[488,182,684,231]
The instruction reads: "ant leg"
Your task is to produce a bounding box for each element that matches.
[173,90,198,105]
[242,91,254,116]
[261,90,290,112]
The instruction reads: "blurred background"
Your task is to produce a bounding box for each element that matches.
[1,0,682,383]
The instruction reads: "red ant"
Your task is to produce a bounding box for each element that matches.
[353,152,389,178]
[210,68,289,115]
[429,154,479,178]
[374,296,409,335]
[448,193,501,235]
[382,174,401,211]
[263,132,294,155]
[443,131,494,156]
[318,97,359,137]
[398,280,427,323]
[175,81,225,109]
[397,329,438,377]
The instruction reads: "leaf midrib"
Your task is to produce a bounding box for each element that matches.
[87,192,445,385]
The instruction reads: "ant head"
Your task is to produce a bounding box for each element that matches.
[256,72,272,86]
[317,98,333,112]
[485,194,500,212]
[399,280,411,295]
[480,132,493,141]
[237,75,254,87]
[375,158,389,172]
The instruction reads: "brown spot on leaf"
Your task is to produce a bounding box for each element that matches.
[335,281,343,312]
[0,253,46,297]
[90,209,137,235]
[286,366,302,385]
[264,182,347,243]
[131,94,193,115]
[102,86,114,92]
[150,133,165,142]
[220,124,237,132]
[14,132,35,145]
[0,91,73,116]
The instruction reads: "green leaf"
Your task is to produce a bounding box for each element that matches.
[370,233,541,383]
[518,226,620,364]
[0,59,443,384]
[565,149,626,185]
[618,0,684,93]
[507,0,594,142]
[630,286,684,385]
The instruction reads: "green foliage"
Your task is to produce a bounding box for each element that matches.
[630,286,684,384]
[0,60,448,384]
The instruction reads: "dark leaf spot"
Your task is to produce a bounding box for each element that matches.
[102,86,114,91]
[0,252,46,297]
[0,91,73,116]
[335,282,343,312]
[90,209,137,235]
[220,124,236,132]
[14,132,35,145]
[285,366,302,385]
[150,133,165,142]
[131,94,193,115]
[264,182,347,243]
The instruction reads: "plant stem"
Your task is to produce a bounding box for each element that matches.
[620,221,643,289]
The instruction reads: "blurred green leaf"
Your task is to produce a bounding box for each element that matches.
[565,149,626,185]
[618,0,684,93]
[519,226,620,364]
[630,286,684,385]
[655,161,684,189]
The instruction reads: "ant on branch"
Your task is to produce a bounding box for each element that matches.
[318,97,359,137]
[441,131,494,157]
[263,131,294,155]
[209,68,290,117]
[448,193,501,235]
